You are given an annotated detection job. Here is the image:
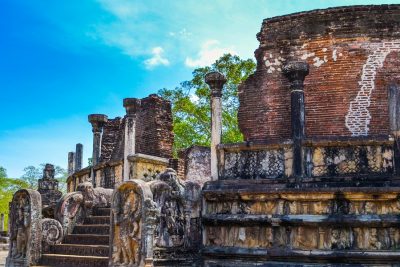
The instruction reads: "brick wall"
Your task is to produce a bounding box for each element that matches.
[238,5,400,141]
[135,94,174,159]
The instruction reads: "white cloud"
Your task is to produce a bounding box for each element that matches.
[144,47,170,69]
[185,40,237,68]
[168,28,192,40]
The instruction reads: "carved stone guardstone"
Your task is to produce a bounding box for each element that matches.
[6,189,42,267]
[149,168,202,263]
[55,191,84,235]
[110,179,158,267]
[40,218,63,252]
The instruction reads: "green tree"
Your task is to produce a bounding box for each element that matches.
[0,167,29,231]
[21,164,68,193]
[159,54,256,153]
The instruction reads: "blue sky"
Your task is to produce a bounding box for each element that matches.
[1,0,399,177]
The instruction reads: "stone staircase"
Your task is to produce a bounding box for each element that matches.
[40,207,111,267]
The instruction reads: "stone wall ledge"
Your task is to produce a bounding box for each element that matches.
[218,135,393,152]
[203,180,400,198]
[203,246,400,263]
[92,159,122,171]
[127,153,169,165]
[203,214,400,227]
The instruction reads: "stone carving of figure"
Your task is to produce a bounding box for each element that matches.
[113,189,142,265]
[369,228,382,250]
[12,195,30,259]
[77,182,113,209]
[330,229,351,250]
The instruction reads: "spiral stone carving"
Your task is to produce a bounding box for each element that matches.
[41,218,63,246]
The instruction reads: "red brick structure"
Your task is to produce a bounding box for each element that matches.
[99,94,174,162]
[239,5,400,141]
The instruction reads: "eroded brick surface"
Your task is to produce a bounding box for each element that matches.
[239,5,400,141]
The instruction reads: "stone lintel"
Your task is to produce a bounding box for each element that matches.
[127,153,169,165]
[205,71,227,97]
[123,98,141,116]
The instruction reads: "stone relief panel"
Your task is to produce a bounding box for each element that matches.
[205,225,400,251]
[206,226,274,249]
[149,168,186,248]
[6,189,42,267]
[112,187,142,265]
[111,180,156,267]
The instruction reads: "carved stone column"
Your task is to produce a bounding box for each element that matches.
[388,84,400,174]
[74,143,83,172]
[67,152,75,175]
[123,98,141,181]
[88,114,108,187]
[205,72,227,181]
[283,61,309,178]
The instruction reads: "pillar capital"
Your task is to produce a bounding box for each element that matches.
[88,114,108,132]
[282,61,309,90]
[123,98,141,116]
[205,71,227,97]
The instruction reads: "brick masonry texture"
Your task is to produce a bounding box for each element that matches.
[238,5,400,141]
[100,94,174,162]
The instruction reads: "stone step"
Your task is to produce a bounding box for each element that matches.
[84,215,110,225]
[49,244,109,257]
[73,224,110,235]
[40,254,108,267]
[93,207,111,216]
[63,234,109,245]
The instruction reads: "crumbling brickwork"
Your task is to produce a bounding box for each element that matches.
[239,5,400,141]
[135,94,174,159]
[99,94,173,162]
[100,117,124,162]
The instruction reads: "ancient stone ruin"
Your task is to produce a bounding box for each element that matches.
[7,4,400,266]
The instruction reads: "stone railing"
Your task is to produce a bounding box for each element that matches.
[218,141,293,180]
[304,136,395,178]
[217,136,395,180]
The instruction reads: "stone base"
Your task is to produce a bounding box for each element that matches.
[5,257,29,267]
[202,179,400,265]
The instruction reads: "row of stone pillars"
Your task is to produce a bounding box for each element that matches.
[206,60,310,180]
[67,143,83,175]
[85,99,140,187]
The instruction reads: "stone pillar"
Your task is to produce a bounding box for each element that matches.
[283,61,309,178]
[123,98,141,181]
[388,84,400,174]
[88,114,108,166]
[67,152,75,175]
[205,72,226,181]
[75,143,83,171]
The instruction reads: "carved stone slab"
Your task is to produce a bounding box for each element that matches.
[110,179,157,267]
[6,189,42,267]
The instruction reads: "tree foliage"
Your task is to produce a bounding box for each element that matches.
[0,167,29,231]
[21,163,67,192]
[159,54,256,153]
